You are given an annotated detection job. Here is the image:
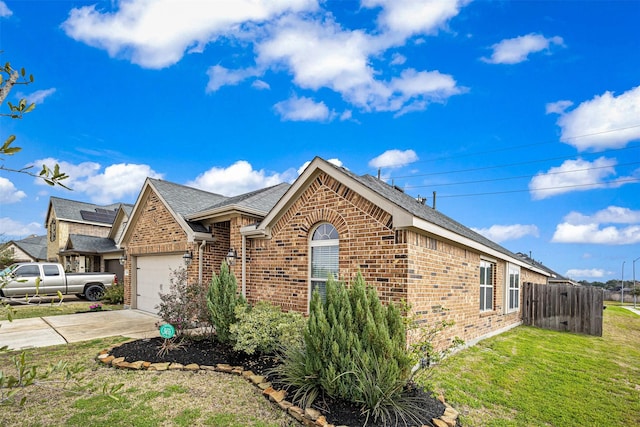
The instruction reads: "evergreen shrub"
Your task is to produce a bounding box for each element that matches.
[207,262,245,344]
[231,301,305,355]
[274,272,416,423]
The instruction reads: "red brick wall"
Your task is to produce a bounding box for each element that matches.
[244,172,408,313]
[242,172,548,347]
[123,191,191,305]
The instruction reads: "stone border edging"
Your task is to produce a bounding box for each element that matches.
[96,342,459,427]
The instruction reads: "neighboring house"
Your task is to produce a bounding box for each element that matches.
[0,235,48,266]
[515,252,580,286]
[45,196,133,282]
[120,157,551,346]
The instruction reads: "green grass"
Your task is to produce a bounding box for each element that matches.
[0,337,295,427]
[1,301,123,320]
[427,306,640,427]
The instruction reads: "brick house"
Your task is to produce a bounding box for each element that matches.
[120,157,549,346]
[45,197,133,282]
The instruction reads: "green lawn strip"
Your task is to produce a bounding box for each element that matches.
[1,301,123,320]
[427,307,640,427]
[0,338,295,427]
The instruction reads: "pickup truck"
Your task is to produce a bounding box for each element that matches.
[0,262,116,301]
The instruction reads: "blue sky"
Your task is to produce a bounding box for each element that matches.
[1,0,639,282]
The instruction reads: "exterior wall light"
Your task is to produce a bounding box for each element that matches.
[183,250,193,266]
[226,248,238,266]
[119,254,127,266]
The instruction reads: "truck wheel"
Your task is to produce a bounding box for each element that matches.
[84,285,104,302]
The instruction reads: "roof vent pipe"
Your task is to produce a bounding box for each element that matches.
[432,191,437,210]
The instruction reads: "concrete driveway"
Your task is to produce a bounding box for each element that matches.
[0,310,161,351]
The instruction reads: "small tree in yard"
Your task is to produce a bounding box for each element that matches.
[156,267,210,337]
[207,262,245,344]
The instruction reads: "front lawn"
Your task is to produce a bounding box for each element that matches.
[1,300,123,321]
[427,306,640,427]
[0,337,295,426]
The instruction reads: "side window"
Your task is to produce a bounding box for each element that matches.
[14,265,40,277]
[480,260,494,312]
[309,223,339,302]
[43,265,61,276]
[507,264,521,312]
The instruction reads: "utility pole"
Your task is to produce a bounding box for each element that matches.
[633,256,640,309]
[621,261,625,305]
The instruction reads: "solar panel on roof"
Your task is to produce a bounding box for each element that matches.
[80,210,117,223]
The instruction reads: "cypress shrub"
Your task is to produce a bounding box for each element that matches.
[278,272,413,422]
[207,262,245,344]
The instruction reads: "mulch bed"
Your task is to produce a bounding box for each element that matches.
[109,336,448,427]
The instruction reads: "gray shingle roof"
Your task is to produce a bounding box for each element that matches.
[199,183,291,214]
[334,165,523,262]
[149,179,227,217]
[13,235,47,260]
[63,234,119,254]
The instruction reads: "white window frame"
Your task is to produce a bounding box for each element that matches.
[506,264,521,313]
[480,260,494,312]
[308,223,339,307]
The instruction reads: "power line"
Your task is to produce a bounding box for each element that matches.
[434,177,640,199]
[390,144,640,180]
[404,160,640,190]
[388,124,640,169]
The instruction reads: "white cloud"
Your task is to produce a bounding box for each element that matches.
[206,65,259,92]
[62,0,318,69]
[187,160,294,196]
[31,158,162,204]
[0,177,26,203]
[61,0,468,116]
[390,53,407,65]
[274,95,333,122]
[0,1,12,18]
[482,33,564,64]
[369,149,418,169]
[563,206,640,225]
[297,158,343,175]
[565,268,607,279]
[0,218,42,237]
[545,100,573,115]
[552,206,640,245]
[471,224,539,243]
[528,157,619,200]
[363,0,468,38]
[549,85,640,151]
[252,80,271,90]
[19,88,57,104]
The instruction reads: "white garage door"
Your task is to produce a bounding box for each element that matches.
[136,254,183,314]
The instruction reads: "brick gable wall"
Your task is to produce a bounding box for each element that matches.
[244,171,408,313]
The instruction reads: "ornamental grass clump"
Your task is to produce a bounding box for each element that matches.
[274,272,419,425]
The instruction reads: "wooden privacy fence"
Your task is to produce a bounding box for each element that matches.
[522,282,604,336]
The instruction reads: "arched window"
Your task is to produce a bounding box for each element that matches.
[310,223,339,302]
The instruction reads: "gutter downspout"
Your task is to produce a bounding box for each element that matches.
[241,234,247,298]
[198,240,206,285]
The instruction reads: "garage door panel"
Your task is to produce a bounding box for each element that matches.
[136,254,183,314]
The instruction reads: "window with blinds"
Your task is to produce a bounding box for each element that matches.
[310,223,339,302]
